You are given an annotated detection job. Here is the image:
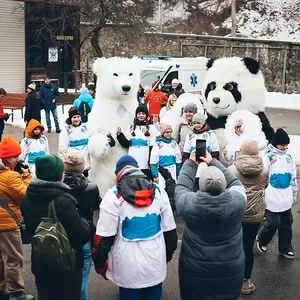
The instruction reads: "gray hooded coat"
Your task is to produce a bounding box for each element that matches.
[175,159,247,300]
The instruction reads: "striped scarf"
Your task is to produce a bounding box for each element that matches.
[116,168,156,207]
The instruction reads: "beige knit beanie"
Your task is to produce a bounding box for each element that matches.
[63,152,85,173]
[240,140,259,155]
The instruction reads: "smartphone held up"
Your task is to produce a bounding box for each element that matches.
[196,139,206,162]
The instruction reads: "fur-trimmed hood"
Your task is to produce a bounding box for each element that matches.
[224,109,267,151]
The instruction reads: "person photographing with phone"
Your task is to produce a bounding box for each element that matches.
[183,112,220,191]
[0,136,34,300]
[175,150,247,300]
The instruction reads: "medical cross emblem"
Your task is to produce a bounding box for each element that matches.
[190,73,198,87]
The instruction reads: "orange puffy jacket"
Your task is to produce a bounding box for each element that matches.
[144,89,168,116]
[0,160,32,231]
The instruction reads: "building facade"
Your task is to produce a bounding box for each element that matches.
[0,0,26,93]
[0,0,80,93]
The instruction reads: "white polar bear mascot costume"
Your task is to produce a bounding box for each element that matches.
[88,57,140,196]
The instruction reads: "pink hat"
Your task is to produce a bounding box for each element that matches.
[160,123,172,136]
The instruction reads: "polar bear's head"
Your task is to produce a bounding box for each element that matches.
[93,57,140,100]
[203,57,267,118]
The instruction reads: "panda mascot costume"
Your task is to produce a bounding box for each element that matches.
[203,56,274,158]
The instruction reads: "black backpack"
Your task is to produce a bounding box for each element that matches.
[78,101,91,123]
[31,200,76,273]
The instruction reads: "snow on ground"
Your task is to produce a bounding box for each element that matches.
[4,93,300,165]
[5,105,72,130]
[265,92,300,110]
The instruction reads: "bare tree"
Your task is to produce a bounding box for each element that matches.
[164,0,252,35]
[23,0,178,58]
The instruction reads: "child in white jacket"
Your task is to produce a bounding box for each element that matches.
[183,112,219,191]
[58,107,91,176]
[150,123,182,189]
[257,128,298,259]
[117,105,158,178]
[19,119,49,175]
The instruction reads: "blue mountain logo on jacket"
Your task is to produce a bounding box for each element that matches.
[121,213,161,241]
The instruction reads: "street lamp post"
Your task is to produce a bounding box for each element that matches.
[231,0,236,37]
[158,0,163,32]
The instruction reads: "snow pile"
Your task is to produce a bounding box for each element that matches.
[265,92,300,110]
[289,135,300,166]
[222,0,300,41]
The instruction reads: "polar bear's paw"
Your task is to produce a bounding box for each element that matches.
[88,133,110,159]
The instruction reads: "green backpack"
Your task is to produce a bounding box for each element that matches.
[31,200,76,273]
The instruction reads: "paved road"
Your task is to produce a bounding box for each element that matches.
[5,107,300,300]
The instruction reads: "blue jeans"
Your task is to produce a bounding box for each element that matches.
[81,241,92,300]
[45,109,60,131]
[119,283,162,300]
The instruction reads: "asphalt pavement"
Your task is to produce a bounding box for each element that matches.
[5,106,300,300]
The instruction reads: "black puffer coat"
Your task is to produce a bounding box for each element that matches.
[64,172,100,227]
[24,90,43,123]
[21,178,91,274]
[175,159,247,300]
[168,83,185,98]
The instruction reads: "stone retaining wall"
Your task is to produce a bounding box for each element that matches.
[81,28,300,93]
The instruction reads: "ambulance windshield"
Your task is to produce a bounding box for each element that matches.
[140,70,167,88]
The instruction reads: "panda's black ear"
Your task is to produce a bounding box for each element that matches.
[242,57,260,74]
[206,58,216,70]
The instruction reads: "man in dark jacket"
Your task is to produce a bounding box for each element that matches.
[63,153,101,300]
[168,79,185,98]
[175,151,247,300]
[39,78,61,133]
[24,82,43,124]
[21,154,91,300]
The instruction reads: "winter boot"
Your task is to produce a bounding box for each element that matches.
[241,280,256,295]
[9,291,35,300]
[0,290,10,300]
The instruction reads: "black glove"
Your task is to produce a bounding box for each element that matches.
[14,162,29,174]
[159,166,171,180]
[107,133,115,147]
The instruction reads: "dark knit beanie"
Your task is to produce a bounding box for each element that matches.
[87,84,96,92]
[68,107,81,119]
[271,128,290,146]
[35,154,64,182]
[132,105,150,137]
[115,155,139,175]
[135,105,149,117]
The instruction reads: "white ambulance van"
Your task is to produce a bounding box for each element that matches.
[139,56,209,94]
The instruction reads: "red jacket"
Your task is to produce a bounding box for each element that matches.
[0,101,8,120]
[144,89,168,116]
